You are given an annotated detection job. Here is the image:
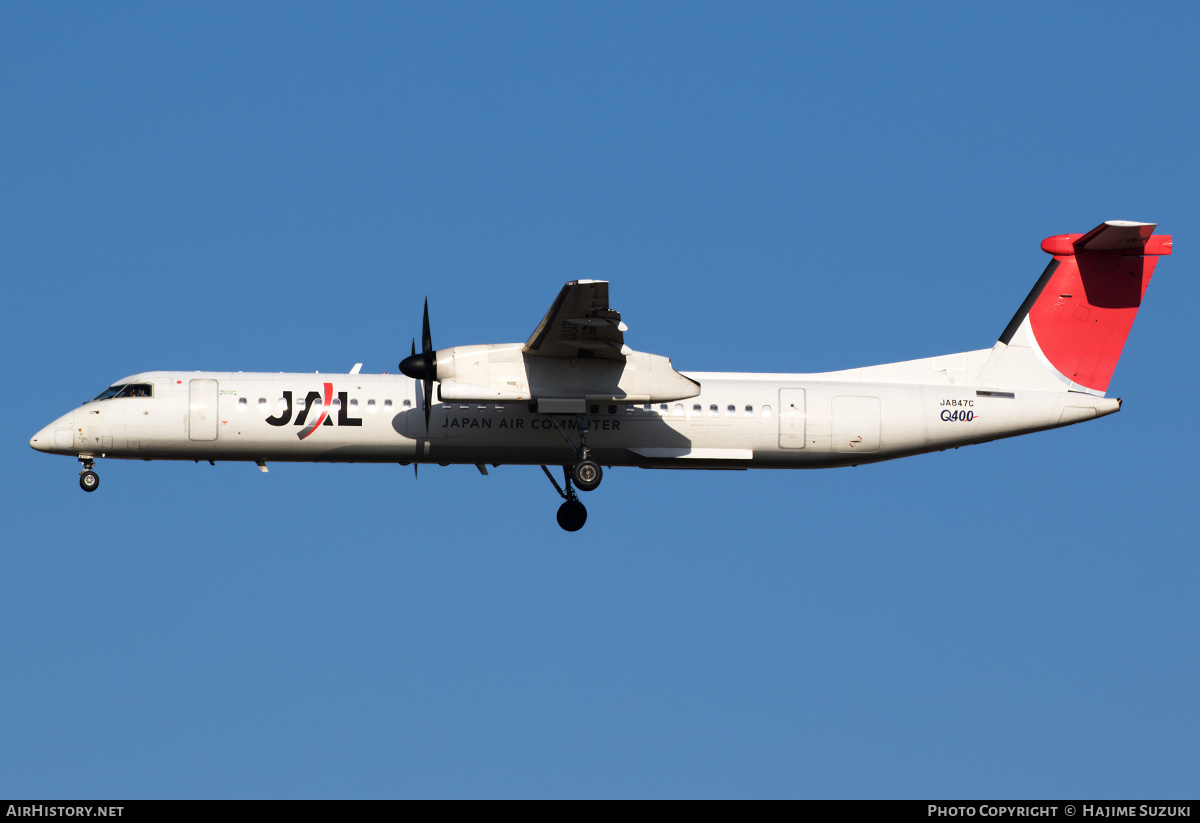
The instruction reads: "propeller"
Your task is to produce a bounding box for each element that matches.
[399,298,436,430]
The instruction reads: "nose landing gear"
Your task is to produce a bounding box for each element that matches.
[78,458,99,492]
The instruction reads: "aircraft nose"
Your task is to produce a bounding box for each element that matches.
[30,410,73,453]
[30,423,54,452]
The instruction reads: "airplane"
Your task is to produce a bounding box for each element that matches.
[30,220,1171,531]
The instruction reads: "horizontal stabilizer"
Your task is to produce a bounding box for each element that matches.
[1040,221,1173,256]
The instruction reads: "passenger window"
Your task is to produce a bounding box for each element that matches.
[367,399,377,412]
[297,397,307,410]
[692,403,702,416]
[590,405,599,414]
[726,404,736,417]
[350,399,358,409]
[278,397,288,412]
[762,405,772,418]
[238,397,247,408]
[608,405,617,415]
[745,405,754,417]
[402,399,411,409]
[333,398,341,409]
[674,404,684,416]
[709,404,718,417]
[625,405,635,414]
[384,400,393,410]
[258,398,267,410]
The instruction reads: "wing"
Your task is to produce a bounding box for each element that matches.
[524,280,630,360]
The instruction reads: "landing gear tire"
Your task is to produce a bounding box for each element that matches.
[79,470,99,492]
[572,459,602,492]
[556,499,587,532]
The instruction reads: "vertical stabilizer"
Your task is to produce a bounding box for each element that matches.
[975,221,1171,396]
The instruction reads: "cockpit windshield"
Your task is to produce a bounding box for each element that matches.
[93,383,154,400]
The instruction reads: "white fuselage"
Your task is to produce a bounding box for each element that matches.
[30,353,1120,472]
[29,224,1163,532]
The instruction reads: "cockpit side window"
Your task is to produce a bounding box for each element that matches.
[117,384,153,398]
[93,383,154,401]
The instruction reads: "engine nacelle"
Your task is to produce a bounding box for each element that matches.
[434,343,700,406]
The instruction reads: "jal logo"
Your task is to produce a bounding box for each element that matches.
[265,382,362,440]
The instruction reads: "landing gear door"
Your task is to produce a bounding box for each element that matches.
[779,389,806,449]
[189,379,219,441]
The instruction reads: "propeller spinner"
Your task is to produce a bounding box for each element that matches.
[398,298,436,429]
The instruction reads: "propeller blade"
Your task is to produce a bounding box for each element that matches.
[400,338,416,373]
[398,300,436,432]
[421,298,432,357]
[421,299,433,428]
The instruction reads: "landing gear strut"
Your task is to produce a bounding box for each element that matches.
[542,413,607,530]
[79,458,99,492]
[542,465,587,532]
[548,413,603,493]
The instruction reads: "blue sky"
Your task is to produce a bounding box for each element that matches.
[3,2,1197,798]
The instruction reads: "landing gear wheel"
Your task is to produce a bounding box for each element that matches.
[556,499,587,532]
[572,459,602,492]
[79,470,99,492]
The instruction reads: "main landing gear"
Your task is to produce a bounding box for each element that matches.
[542,465,588,532]
[542,414,605,531]
[78,458,99,492]
[571,458,602,492]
